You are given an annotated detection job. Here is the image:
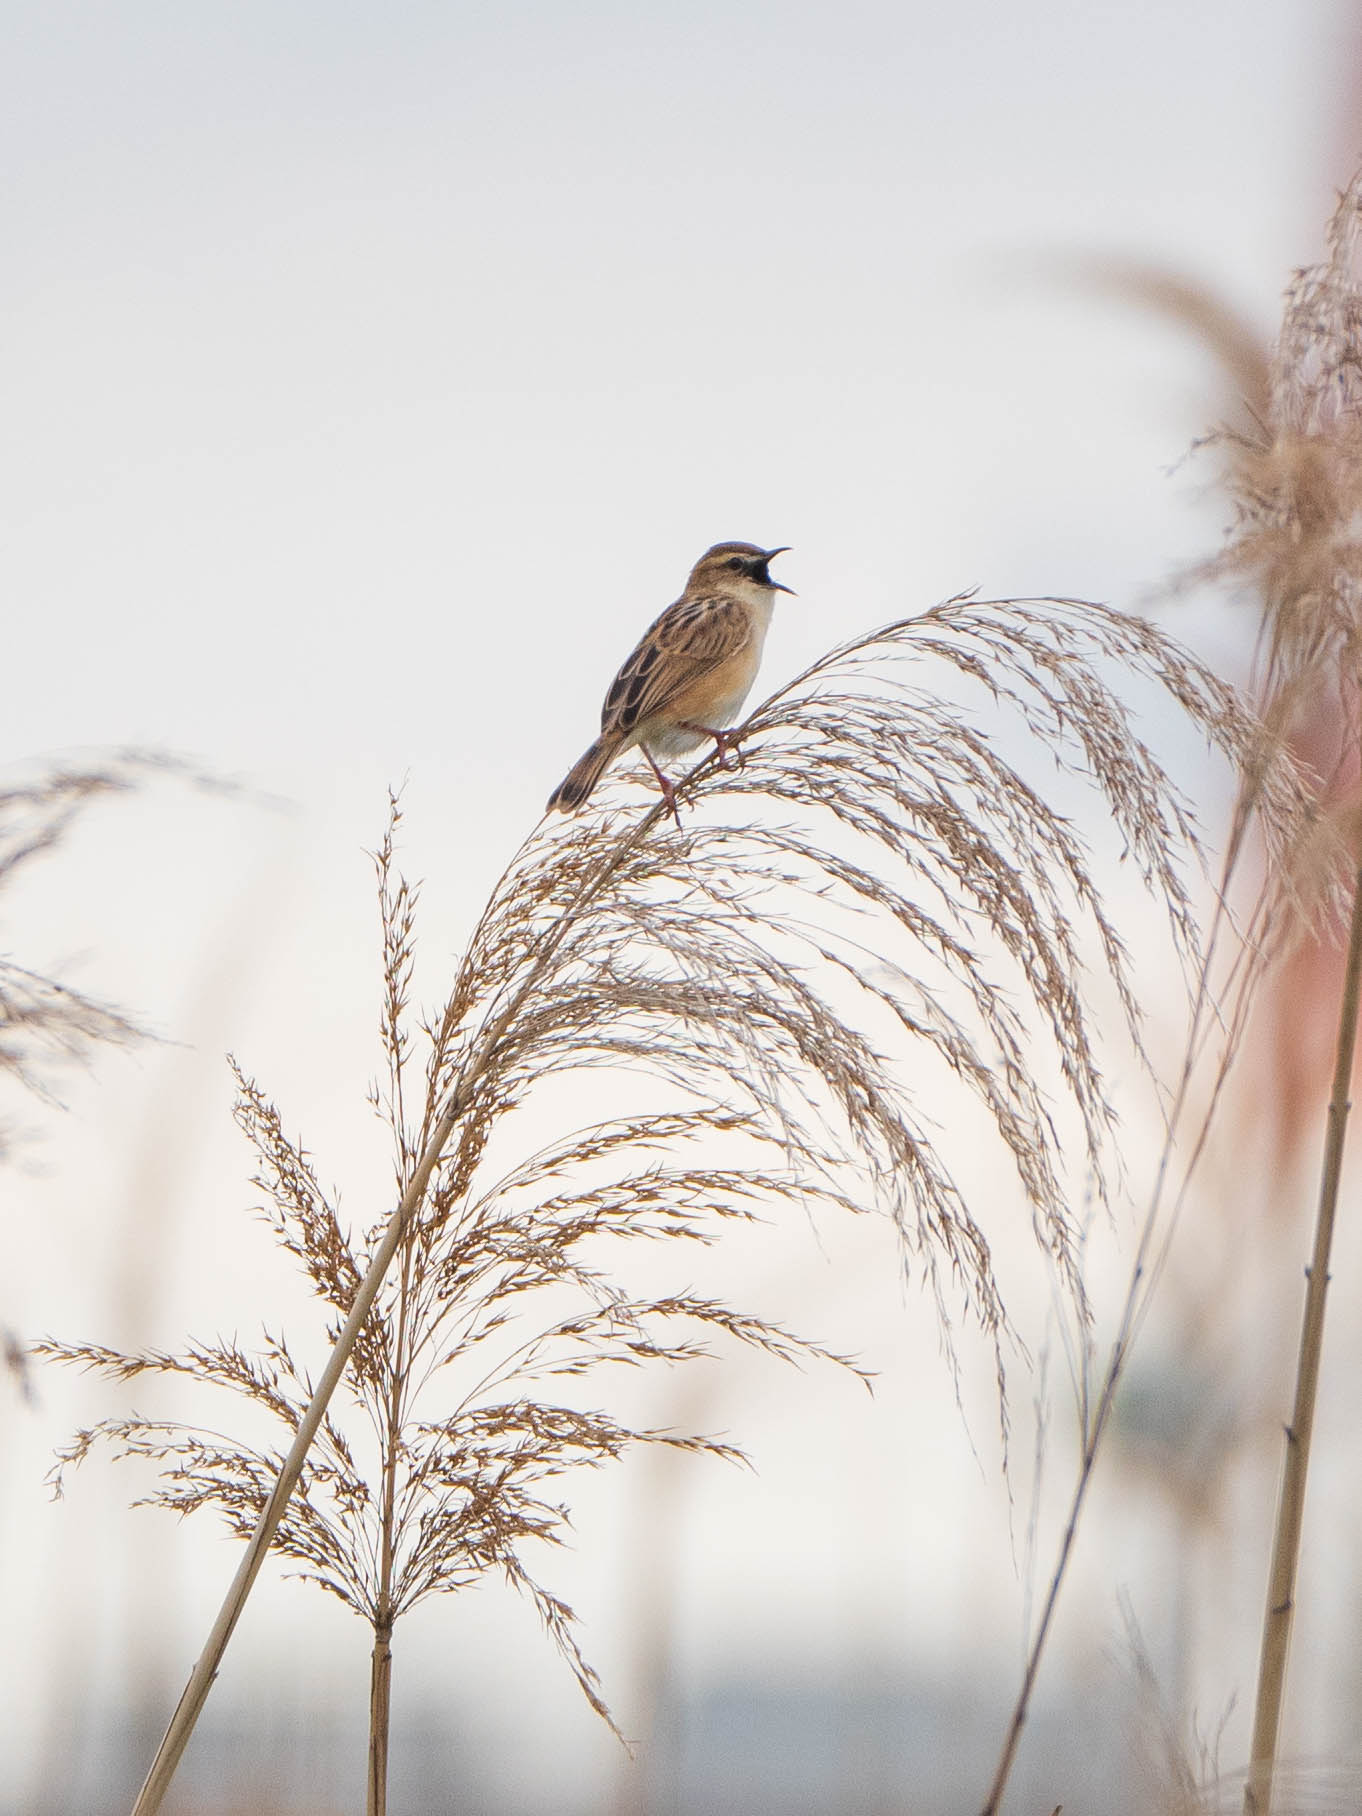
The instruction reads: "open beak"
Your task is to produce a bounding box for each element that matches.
[763,547,795,594]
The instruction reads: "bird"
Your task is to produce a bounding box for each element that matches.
[547,540,793,823]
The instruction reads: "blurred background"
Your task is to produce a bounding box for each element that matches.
[4,1,1362,1810]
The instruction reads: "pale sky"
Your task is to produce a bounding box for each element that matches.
[4,3,1360,1810]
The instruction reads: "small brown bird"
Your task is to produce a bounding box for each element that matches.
[548,540,793,821]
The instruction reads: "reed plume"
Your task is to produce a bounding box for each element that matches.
[40,594,1305,1813]
[2,754,159,1395]
[983,174,1362,1816]
[1188,174,1362,1816]
[0,756,153,1148]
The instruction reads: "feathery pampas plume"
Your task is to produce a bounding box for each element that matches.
[40,595,1310,1814]
[1188,173,1362,1816]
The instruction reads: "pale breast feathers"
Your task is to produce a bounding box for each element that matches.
[601,595,752,736]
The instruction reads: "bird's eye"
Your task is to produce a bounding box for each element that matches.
[727,556,744,571]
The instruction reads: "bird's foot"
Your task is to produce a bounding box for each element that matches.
[642,746,684,827]
[680,722,746,770]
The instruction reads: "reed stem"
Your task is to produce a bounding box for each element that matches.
[1244,848,1362,1815]
[367,1616,394,1816]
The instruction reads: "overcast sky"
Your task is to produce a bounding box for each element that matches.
[4,3,1361,1809]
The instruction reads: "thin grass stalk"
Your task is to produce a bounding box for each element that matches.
[978,1453,1094,1816]
[1244,848,1362,1816]
[977,1253,1140,1816]
[978,764,1294,1816]
[368,1191,418,1814]
[368,1615,394,1816]
[130,801,669,1816]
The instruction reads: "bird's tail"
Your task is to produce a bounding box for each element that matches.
[547,738,618,813]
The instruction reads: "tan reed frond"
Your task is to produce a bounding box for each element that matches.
[0,748,253,1143]
[42,794,873,1775]
[446,595,1301,1340]
[1193,172,1362,1816]
[0,757,158,1127]
[1055,253,1272,428]
[41,595,1307,1813]
[1,753,165,1384]
[1193,176,1362,738]
[0,961,139,1112]
[977,205,1362,1813]
[232,1062,363,1323]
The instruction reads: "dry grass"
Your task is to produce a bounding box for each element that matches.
[1190,173,1362,1816]
[0,756,153,1148]
[1,753,162,1398]
[37,595,1310,1813]
[981,174,1362,1816]
[1200,181,1362,728]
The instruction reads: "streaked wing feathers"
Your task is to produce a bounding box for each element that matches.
[602,594,751,736]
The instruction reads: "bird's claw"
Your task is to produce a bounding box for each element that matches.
[681,722,746,771]
[660,777,683,828]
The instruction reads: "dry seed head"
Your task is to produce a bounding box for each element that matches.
[39,598,1311,1732]
[1201,176,1362,720]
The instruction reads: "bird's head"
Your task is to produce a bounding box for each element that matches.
[687,541,794,596]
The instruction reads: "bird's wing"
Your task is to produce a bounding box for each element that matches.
[601,594,752,737]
